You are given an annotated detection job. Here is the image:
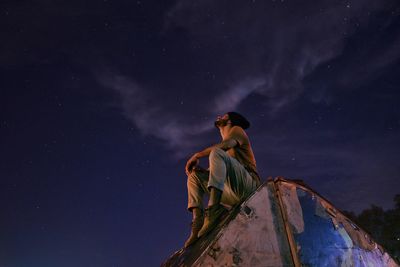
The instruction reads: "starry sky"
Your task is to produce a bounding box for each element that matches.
[1,0,400,266]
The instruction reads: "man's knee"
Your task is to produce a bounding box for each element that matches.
[209,147,227,159]
[187,169,207,183]
[187,170,199,181]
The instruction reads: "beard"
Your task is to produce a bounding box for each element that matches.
[214,118,229,128]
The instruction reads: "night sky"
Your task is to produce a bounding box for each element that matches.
[1,0,400,266]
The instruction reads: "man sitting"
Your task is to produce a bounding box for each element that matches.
[184,112,261,247]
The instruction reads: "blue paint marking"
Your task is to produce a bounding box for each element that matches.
[294,188,351,266]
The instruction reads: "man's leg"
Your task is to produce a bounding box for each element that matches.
[208,186,222,206]
[187,169,209,211]
[208,147,257,206]
[198,147,258,237]
[185,169,209,247]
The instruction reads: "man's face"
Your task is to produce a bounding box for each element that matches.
[214,113,230,128]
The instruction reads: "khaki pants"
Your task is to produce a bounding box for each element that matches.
[187,147,258,210]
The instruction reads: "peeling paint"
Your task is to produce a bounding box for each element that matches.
[162,179,399,267]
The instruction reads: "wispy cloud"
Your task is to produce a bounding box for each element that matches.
[214,77,267,113]
[97,0,398,159]
[96,72,216,157]
[165,0,397,110]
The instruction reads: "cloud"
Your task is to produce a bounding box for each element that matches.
[165,0,397,109]
[96,72,216,157]
[93,1,400,211]
[214,77,267,113]
[97,0,398,158]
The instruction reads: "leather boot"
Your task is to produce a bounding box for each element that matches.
[184,213,204,248]
[197,204,227,237]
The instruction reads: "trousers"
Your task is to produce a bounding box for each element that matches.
[187,147,258,210]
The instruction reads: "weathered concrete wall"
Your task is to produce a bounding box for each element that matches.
[193,184,293,266]
[162,179,399,267]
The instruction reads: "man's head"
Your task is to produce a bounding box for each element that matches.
[214,112,250,129]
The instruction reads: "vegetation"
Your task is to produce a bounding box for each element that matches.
[343,194,400,262]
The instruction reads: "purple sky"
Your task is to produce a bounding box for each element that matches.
[1,0,400,266]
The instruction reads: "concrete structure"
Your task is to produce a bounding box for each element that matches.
[162,178,399,267]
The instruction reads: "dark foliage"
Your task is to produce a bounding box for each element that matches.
[343,194,400,261]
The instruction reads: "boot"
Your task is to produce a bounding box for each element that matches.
[184,212,204,248]
[197,204,227,237]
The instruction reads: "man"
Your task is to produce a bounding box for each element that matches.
[184,112,261,247]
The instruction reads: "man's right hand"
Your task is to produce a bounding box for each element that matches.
[185,154,199,176]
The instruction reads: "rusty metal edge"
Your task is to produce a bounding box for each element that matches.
[272,178,301,267]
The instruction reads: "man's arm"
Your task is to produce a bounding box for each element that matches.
[185,139,238,175]
[195,139,238,158]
